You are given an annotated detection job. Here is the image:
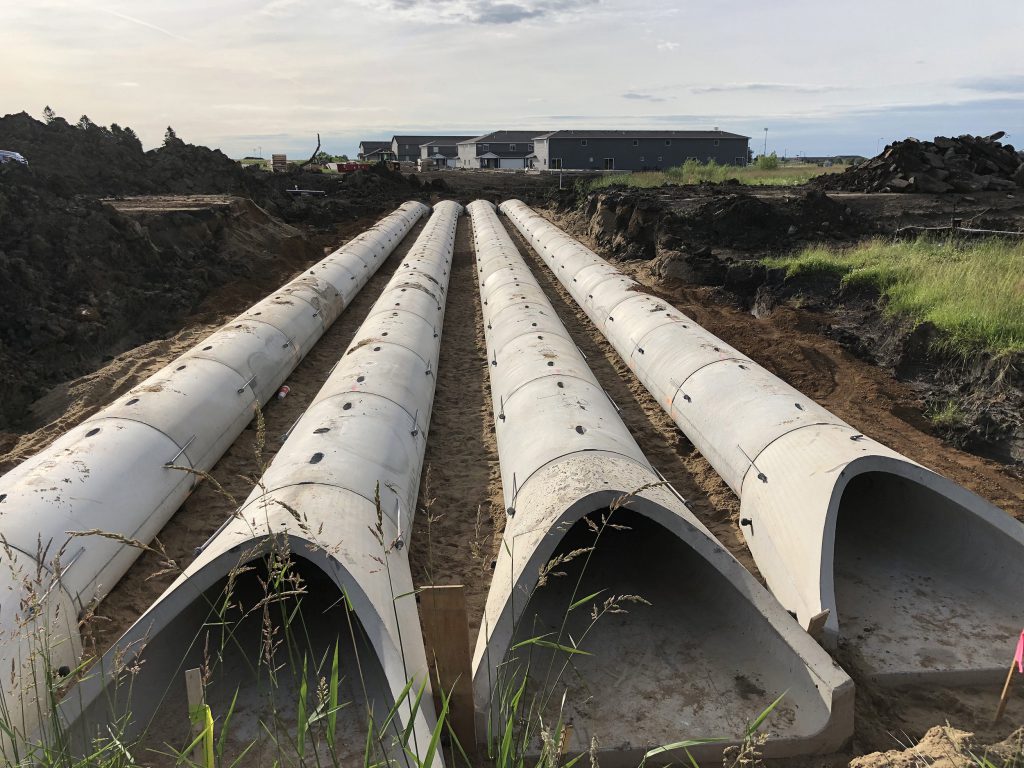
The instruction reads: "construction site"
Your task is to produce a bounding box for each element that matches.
[1,110,1023,768]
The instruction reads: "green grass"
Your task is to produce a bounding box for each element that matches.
[587,160,841,191]
[926,400,966,429]
[764,237,1024,354]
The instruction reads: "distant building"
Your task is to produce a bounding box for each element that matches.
[458,131,543,169]
[391,135,472,162]
[358,141,392,161]
[420,137,475,169]
[531,130,750,171]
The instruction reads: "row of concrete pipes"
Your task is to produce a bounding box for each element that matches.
[1,199,1022,766]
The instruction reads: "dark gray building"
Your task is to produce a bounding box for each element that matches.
[458,131,543,169]
[420,137,475,168]
[391,135,474,162]
[531,130,750,171]
[358,140,392,161]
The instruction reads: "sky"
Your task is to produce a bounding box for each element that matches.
[3,0,1023,159]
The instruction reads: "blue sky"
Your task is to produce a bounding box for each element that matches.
[3,0,1023,159]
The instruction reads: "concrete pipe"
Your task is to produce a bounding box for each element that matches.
[56,201,462,765]
[0,201,429,750]
[468,200,852,764]
[499,199,1024,685]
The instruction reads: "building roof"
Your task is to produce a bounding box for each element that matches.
[535,129,750,140]
[458,130,546,145]
[392,135,474,145]
[359,140,390,151]
[422,138,475,158]
[421,137,475,147]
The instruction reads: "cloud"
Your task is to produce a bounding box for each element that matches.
[690,82,839,94]
[622,91,665,102]
[95,8,189,41]
[375,0,598,24]
[958,75,1024,94]
[656,41,678,51]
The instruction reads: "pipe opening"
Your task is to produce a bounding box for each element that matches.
[507,509,826,752]
[833,471,1024,682]
[63,555,398,766]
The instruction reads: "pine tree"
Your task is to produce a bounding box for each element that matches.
[164,126,178,145]
[77,115,94,130]
[42,105,56,124]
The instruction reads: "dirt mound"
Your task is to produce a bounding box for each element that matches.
[0,171,320,432]
[574,187,866,262]
[0,111,253,196]
[851,725,1022,768]
[819,132,1024,193]
[0,111,423,229]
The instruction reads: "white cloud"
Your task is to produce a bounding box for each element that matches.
[655,40,678,51]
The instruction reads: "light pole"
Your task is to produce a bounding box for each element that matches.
[763,128,768,156]
[875,137,884,154]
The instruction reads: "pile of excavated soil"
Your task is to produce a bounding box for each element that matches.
[0,181,321,433]
[0,109,428,433]
[571,186,869,263]
[818,132,1024,193]
[0,111,425,230]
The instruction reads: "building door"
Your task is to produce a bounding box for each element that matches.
[603,158,615,170]
[551,157,562,169]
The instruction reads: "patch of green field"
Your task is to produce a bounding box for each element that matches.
[588,160,840,191]
[765,237,1024,354]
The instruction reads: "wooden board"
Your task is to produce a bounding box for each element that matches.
[419,585,476,752]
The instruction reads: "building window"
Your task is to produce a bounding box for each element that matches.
[632,139,639,146]
[714,139,720,146]
[665,139,672,146]
[528,144,534,151]
[481,144,489,151]
[510,144,516,151]
[657,156,662,162]
[581,139,588,146]
[640,155,645,162]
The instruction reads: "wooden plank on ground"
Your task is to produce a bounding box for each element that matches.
[419,584,476,752]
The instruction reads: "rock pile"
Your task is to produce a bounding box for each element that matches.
[819,132,1024,193]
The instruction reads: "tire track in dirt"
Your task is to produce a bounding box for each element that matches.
[83,216,431,658]
[409,216,503,638]
[502,221,760,579]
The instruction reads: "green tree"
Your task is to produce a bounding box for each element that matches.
[76,114,94,130]
[42,105,56,124]
[164,125,179,145]
[756,151,779,170]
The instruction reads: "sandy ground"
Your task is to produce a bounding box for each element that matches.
[4,198,1024,763]
[408,219,505,638]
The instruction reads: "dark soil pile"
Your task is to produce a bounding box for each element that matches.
[0,162,323,430]
[818,132,1024,193]
[570,186,868,262]
[0,111,423,228]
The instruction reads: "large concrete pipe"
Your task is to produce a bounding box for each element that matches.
[0,201,429,749]
[468,200,851,764]
[56,201,462,765]
[499,199,1024,684]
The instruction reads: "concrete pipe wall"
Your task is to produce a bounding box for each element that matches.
[57,201,461,765]
[499,199,1024,684]
[0,201,429,747]
[468,200,852,763]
